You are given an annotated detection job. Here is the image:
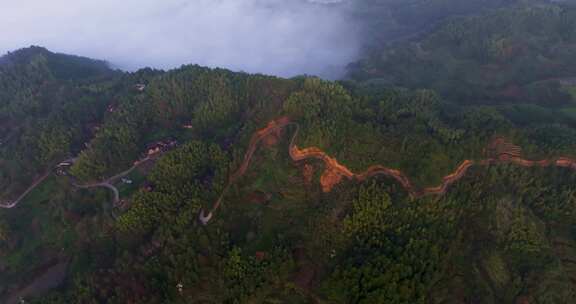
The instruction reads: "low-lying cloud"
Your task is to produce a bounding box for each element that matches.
[0,0,359,78]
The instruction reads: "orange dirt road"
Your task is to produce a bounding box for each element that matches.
[200,117,576,224]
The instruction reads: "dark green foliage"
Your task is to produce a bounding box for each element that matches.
[3,5,576,302]
[350,4,576,105]
[322,182,457,303]
[0,47,120,197]
[117,141,228,235]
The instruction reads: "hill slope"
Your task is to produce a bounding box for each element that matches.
[349,4,576,106]
[1,3,576,303]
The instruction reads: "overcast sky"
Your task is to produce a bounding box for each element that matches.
[0,0,358,78]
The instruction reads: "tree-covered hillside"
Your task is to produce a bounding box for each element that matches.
[349,4,576,105]
[348,0,517,48]
[1,2,576,303]
[0,47,121,199]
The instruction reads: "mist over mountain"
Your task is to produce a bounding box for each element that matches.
[4,1,567,90]
[4,1,576,303]
[0,0,360,79]
[0,0,539,79]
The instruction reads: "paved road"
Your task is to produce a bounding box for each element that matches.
[0,158,76,209]
[0,156,154,210]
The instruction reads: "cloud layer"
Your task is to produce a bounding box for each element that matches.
[0,0,359,78]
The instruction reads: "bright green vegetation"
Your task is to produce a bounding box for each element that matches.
[1,1,576,303]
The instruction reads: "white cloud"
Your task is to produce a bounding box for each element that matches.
[0,0,359,78]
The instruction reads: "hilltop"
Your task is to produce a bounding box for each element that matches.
[1,2,576,303]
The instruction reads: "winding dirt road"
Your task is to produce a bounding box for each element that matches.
[200,117,576,224]
[3,117,575,222]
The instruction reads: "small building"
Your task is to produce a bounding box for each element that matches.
[121,178,133,184]
[57,161,73,167]
[54,161,73,176]
[135,84,146,91]
[147,146,162,156]
[143,139,179,158]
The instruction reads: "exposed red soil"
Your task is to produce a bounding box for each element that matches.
[302,164,314,187]
[202,117,576,221]
[516,295,532,304]
[229,117,291,184]
[262,123,283,147]
[262,134,279,147]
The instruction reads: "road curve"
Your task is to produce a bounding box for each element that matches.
[0,158,77,209]
[73,182,120,203]
[70,156,153,206]
[2,118,574,221]
[0,156,154,210]
[0,172,51,209]
[200,117,576,224]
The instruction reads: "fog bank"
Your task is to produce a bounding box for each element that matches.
[0,0,359,78]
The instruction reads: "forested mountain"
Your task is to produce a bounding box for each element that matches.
[0,47,120,199]
[349,3,576,105]
[348,0,517,48]
[1,1,576,304]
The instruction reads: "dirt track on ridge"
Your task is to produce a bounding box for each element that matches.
[2,117,574,220]
[200,117,576,224]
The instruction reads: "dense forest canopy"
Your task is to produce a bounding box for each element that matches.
[349,3,576,105]
[1,1,576,303]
